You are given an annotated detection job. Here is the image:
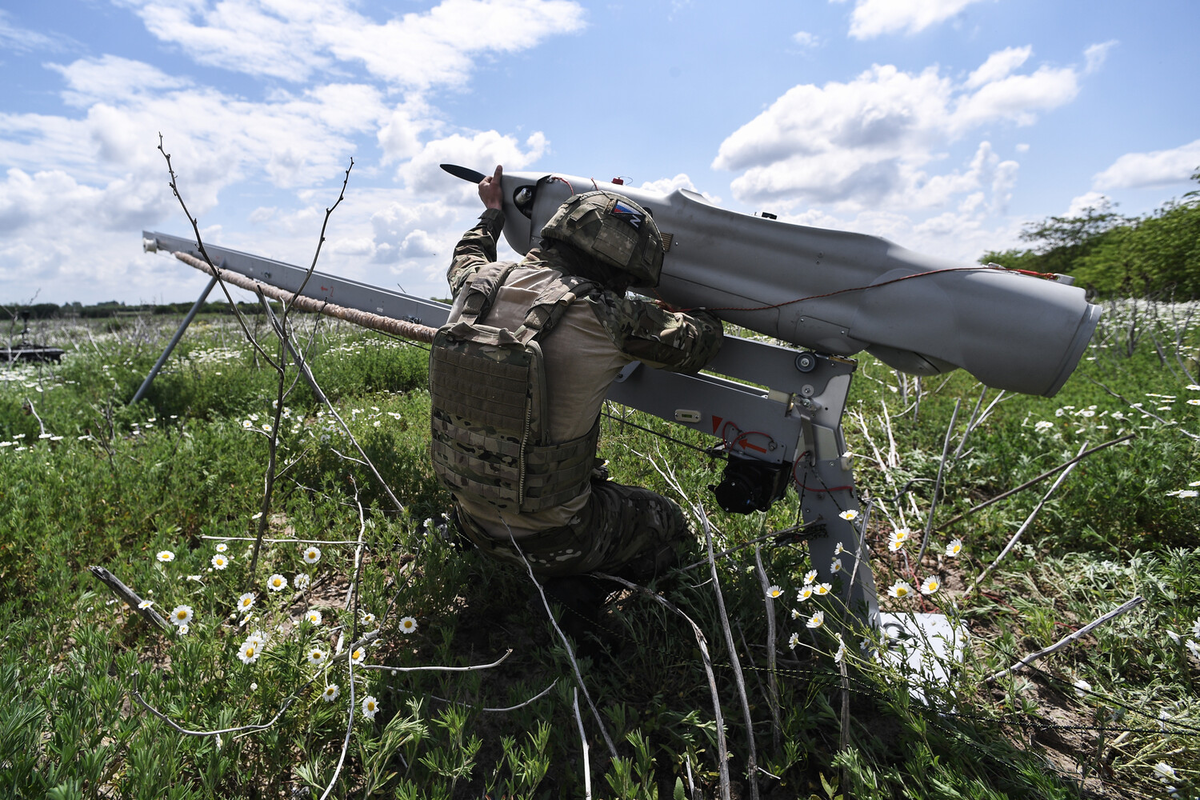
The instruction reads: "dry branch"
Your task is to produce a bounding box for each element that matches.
[89,566,171,631]
[174,251,436,343]
[986,596,1145,683]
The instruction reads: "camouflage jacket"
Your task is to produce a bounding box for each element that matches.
[448,209,724,374]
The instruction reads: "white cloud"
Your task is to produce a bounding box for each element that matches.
[964,46,1031,89]
[0,10,74,54]
[1092,138,1200,190]
[842,0,992,39]
[712,47,1084,211]
[1065,191,1110,217]
[117,0,586,90]
[792,31,820,48]
[1084,40,1117,74]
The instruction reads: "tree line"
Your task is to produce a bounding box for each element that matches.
[982,169,1200,298]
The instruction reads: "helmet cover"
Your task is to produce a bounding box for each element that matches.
[540,191,664,288]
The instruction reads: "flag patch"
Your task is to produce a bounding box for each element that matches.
[610,200,644,229]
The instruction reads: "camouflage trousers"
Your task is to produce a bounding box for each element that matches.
[454,479,689,578]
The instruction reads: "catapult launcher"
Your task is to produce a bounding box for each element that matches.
[143,165,1101,627]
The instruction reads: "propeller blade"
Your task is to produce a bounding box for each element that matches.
[440,164,488,184]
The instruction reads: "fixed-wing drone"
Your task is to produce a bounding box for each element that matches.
[143,165,1101,625]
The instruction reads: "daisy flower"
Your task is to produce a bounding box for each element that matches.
[305,609,323,626]
[1187,640,1200,659]
[888,529,910,552]
[797,586,815,602]
[321,684,340,703]
[830,559,842,574]
[293,573,311,592]
[834,542,845,555]
[361,611,377,628]
[303,546,321,564]
[945,539,963,557]
[807,611,825,629]
[362,695,380,720]
[887,581,912,599]
[1154,762,1176,782]
[1073,678,1092,697]
[169,605,193,626]
[237,592,256,613]
[833,634,846,663]
[238,640,261,664]
[788,632,800,650]
[814,582,832,596]
[790,608,801,619]
[838,509,858,521]
[157,551,175,563]
[765,585,784,599]
[920,576,940,595]
[399,616,418,635]
[1191,618,1200,639]
[350,647,366,666]
[306,648,327,667]
[216,543,228,553]
[177,624,189,636]
[138,600,154,610]
[803,570,818,585]
[211,554,229,570]
[267,574,288,592]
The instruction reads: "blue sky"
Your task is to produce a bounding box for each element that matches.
[1,0,1197,306]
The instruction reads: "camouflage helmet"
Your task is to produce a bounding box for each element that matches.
[540,191,664,288]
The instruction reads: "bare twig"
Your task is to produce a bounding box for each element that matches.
[595,572,731,800]
[753,542,782,751]
[986,596,1145,683]
[425,679,558,712]
[573,688,592,800]
[130,671,296,736]
[88,566,171,631]
[507,532,619,762]
[359,650,513,673]
[933,433,1135,533]
[1089,378,1200,440]
[201,535,364,545]
[915,397,960,567]
[967,441,1088,595]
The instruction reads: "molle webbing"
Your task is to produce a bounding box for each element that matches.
[429,264,599,513]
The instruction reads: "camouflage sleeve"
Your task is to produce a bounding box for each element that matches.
[590,294,724,373]
[447,209,506,297]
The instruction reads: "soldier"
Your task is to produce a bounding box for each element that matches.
[429,165,723,590]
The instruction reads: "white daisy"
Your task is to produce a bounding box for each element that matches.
[788,632,800,650]
[307,648,327,667]
[321,684,339,702]
[362,695,379,719]
[293,573,311,591]
[765,585,784,599]
[797,585,815,602]
[305,609,323,626]
[944,539,963,557]
[156,551,175,563]
[238,640,261,664]
[399,616,418,635]
[920,576,940,595]
[211,554,229,570]
[838,509,858,521]
[350,647,366,666]
[807,611,824,629]
[267,574,288,592]
[803,570,818,585]
[887,581,912,599]
[830,559,842,574]
[303,546,321,564]
[237,593,255,613]
[216,543,228,553]
[169,605,193,626]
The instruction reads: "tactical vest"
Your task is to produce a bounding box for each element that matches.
[429,263,601,514]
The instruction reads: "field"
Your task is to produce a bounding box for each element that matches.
[1,299,1198,799]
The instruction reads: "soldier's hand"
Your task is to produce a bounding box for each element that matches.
[479,165,503,210]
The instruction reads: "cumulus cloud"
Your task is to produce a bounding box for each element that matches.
[712,46,1087,211]
[395,130,548,194]
[792,31,820,48]
[840,0,992,39]
[1092,138,1200,190]
[116,0,585,89]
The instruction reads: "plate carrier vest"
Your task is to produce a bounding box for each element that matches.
[429,263,601,514]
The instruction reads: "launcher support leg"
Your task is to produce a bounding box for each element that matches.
[790,355,880,628]
[131,274,219,405]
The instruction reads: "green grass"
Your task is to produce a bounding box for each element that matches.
[0,304,1198,799]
